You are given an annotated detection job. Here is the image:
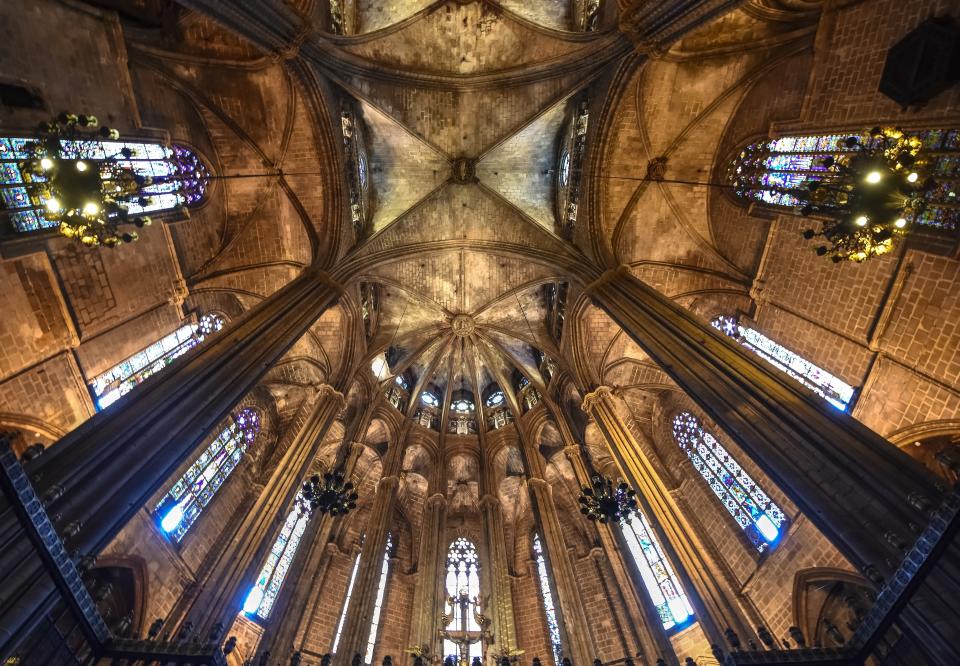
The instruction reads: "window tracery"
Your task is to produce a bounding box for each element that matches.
[91,312,226,410]
[340,106,370,237]
[154,407,260,543]
[443,537,483,665]
[672,411,787,553]
[1,138,209,233]
[728,130,960,232]
[243,492,309,620]
[619,515,693,631]
[532,534,563,666]
[711,315,855,411]
[332,547,361,654]
[555,101,590,238]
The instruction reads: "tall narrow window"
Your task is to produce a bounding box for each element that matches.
[154,407,260,543]
[243,493,310,620]
[91,313,226,410]
[364,533,393,664]
[672,412,787,553]
[332,548,362,654]
[0,138,210,233]
[532,534,563,666]
[619,515,693,631]
[728,130,960,232]
[443,537,482,665]
[711,315,854,411]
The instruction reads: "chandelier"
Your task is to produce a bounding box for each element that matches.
[16,113,157,247]
[578,474,638,524]
[798,127,932,263]
[298,470,358,517]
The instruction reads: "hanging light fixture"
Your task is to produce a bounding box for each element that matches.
[798,126,938,263]
[298,470,358,517]
[578,474,638,524]
[16,113,159,247]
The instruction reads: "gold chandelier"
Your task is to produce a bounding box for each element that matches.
[18,113,154,247]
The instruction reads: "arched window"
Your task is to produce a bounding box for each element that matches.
[154,407,260,543]
[532,534,563,666]
[332,547,361,654]
[0,138,210,233]
[672,412,787,553]
[728,130,960,232]
[485,391,504,408]
[443,537,482,665]
[421,391,439,407]
[364,533,393,664]
[711,315,854,411]
[619,516,693,632]
[91,313,226,410]
[243,493,309,620]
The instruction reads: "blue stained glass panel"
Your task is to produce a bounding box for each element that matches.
[673,411,787,553]
[243,494,310,620]
[533,534,564,666]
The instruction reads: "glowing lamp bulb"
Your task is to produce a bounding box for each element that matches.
[907,172,919,183]
[45,198,61,213]
[894,218,907,229]
[82,202,100,216]
[160,503,185,533]
[75,161,88,172]
[854,215,868,227]
[40,157,54,171]
[865,171,882,184]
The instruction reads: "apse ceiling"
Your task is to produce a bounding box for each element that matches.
[307,0,631,426]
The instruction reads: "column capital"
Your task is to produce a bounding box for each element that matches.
[583,264,631,295]
[581,386,615,412]
[378,475,401,492]
[479,493,501,510]
[527,477,551,493]
[563,444,582,459]
[426,493,448,509]
[316,384,346,410]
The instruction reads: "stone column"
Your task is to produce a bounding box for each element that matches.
[0,268,344,655]
[335,428,408,666]
[581,389,755,649]
[408,492,447,660]
[180,384,346,636]
[479,494,519,660]
[587,267,958,660]
[561,444,679,666]
[258,441,367,662]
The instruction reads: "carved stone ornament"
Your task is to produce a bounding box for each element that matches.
[451,314,477,337]
[581,386,614,413]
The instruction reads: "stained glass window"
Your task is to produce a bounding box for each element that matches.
[532,534,563,666]
[0,138,210,233]
[728,130,960,231]
[672,412,787,553]
[711,315,854,411]
[364,533,393,664]
[443,537,482,666]
[243,493,309,620]
[154,407,260,543]
[485,391,504,408]
[91,313,226,410]
[620,515,693,632]
[421,391,439,407]
[332,548,361,654]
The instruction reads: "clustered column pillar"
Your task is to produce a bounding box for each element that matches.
[581,387,756,648]
[0,268,344,656]
[560,443,679,666]
[335,426,409,666]
[408,460,447,660]
[586,266,958,661]
[478,494,518,658]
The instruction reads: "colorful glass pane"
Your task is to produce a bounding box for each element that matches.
[155,408,260,542]
[1,137,209,233]
[711,315,854,411]
[243,493,310,620]
[533,534,563,666]
[332,549,361,654]
[443,537,483,665]
[620,515,693,631]
[364,533,393,664]
[673,412,787,553]
[730,131,960,231]
[91,313,226,410]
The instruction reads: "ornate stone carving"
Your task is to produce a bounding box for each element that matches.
[452,158,478,184]
[451,314,476,338]
[581,386,614,413]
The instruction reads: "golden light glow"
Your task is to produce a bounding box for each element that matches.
[45,198,61,213]
[907,172,919,183]
[855,215,868,227]
[82,201,100,216]
[75,161,88,172]
[40,158,54,171]
[866,171,882,184]
[895,218,907,228]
